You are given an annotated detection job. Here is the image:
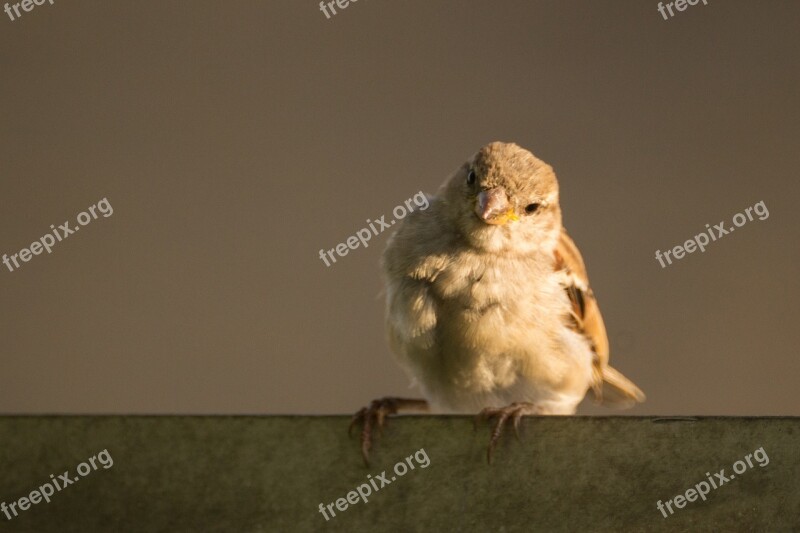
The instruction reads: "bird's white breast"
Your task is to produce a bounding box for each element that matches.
[409,251,594,414]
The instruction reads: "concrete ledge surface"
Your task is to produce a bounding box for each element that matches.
[0,416,797,532]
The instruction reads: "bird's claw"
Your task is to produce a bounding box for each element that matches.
[476,402,538,464]
[349,397,428,466]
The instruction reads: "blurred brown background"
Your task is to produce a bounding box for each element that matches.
[1,1,798,415]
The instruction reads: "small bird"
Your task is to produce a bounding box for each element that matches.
[351,141,644,463]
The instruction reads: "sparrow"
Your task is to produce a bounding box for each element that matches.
[351,141,645,464]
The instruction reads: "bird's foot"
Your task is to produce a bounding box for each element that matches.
[349,397,429,466]
[476,402,541,464]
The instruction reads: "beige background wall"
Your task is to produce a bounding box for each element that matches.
[1,1,798,415]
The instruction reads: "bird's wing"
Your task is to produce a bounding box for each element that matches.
[554,228,645,406]
[554,229,609,373]
[381,205,447,382]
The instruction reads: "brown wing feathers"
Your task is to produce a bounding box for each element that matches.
[554,229,644,406]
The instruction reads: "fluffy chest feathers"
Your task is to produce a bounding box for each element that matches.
[390,247,593,413]
[427,250,572,365]
[431,250,564,321]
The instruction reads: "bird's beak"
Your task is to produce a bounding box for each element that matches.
[475,188,519,225]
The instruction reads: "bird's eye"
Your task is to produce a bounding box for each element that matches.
[525,203,540,214]
[466,169,476,186]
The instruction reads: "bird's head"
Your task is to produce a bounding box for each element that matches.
[440,141,562,254]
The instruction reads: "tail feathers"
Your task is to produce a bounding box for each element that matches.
[595,365,645,409]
